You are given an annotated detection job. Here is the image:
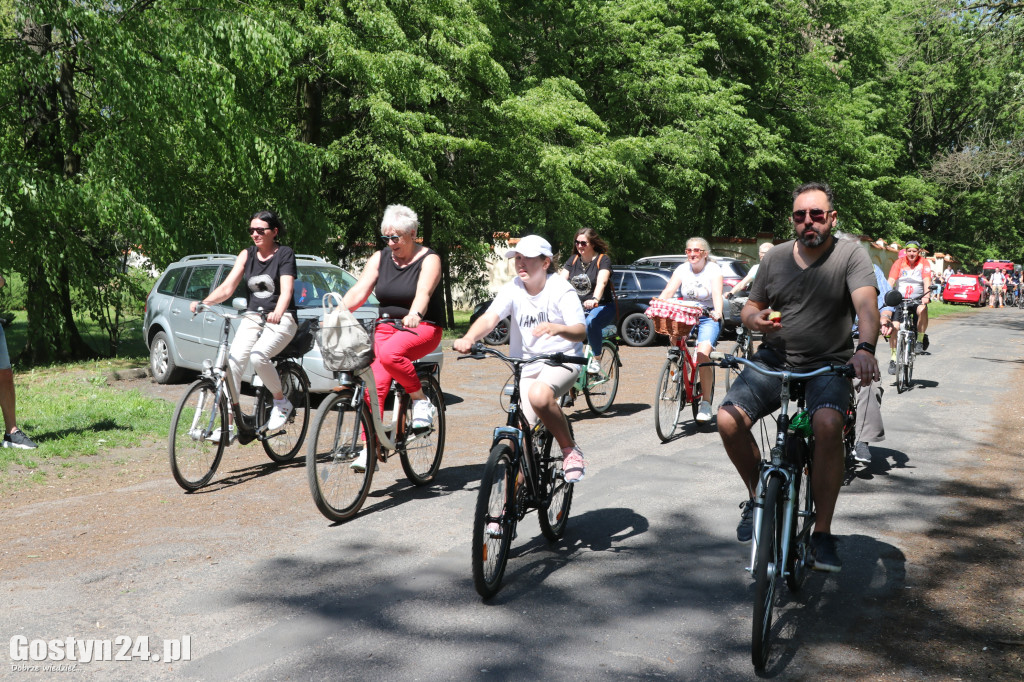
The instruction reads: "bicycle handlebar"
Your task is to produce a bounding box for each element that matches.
[705,351,856,380]
[458,343,586,369]
[192,303,267,325]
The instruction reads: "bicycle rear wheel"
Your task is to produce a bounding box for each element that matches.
[654,356,683,442]
[169,378,227,491]
[752,474,784,670]
[400,373,446,485]
[472,443,518,599]
[724,334,750,392]
[258,361,311,463]
[584,341,620,415]
[538,424,575,541]
[306,391,376,522]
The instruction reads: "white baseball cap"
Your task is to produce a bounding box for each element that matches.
[504,234,553,259]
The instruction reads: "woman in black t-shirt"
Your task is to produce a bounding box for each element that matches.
[343,205,443,469]
[191,210,298,437]
[559,228,615,373]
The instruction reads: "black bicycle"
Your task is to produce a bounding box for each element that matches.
[707,353,855,670]
[461,344,585,599]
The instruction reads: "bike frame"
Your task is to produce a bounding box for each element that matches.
[672,335,701,406]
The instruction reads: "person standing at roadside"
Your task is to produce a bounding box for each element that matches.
[560,228,615,374]
[0,274,38,449]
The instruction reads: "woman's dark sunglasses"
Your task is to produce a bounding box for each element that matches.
[381,234,402,243]
[792,209,832,223]
[575,240,589,246]
[249,227,270,235]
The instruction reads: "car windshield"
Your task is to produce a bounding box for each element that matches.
[293,265,378,309]
[946,276,976,286]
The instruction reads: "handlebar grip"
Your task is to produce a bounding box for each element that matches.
[554,354,587,366]
[709,351,725,361]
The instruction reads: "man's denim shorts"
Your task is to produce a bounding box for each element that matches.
[720,348,852,423]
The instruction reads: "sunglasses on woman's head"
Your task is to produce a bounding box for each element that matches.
[381,234,402,243]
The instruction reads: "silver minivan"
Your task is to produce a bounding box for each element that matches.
[144,253,443,392]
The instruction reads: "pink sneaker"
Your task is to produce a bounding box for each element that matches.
[562,447,586,483]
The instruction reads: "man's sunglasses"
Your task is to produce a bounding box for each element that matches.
[792,209,833,223]
[381,234,402,243]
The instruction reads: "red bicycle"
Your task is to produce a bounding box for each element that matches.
[648,299,706,441]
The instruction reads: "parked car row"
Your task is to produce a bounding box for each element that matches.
[144,253,444,392]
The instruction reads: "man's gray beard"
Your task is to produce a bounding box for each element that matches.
[797,229,829,247]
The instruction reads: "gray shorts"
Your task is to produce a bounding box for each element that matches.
[721,349,852,423]
[0,323,10,370]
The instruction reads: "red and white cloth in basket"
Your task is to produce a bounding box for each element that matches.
[645,298,704,326]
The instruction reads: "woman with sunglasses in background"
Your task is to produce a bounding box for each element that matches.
[343,205,443,467]
[656,237,724,423]
[191,210,298,434]
[560,228,616,374]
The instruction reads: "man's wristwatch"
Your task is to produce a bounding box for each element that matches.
[855,341,876,355]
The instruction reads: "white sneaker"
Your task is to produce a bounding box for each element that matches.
[210,424,237,445]
[267,398,293,430]
[349,445,369,471]
[411,399,437,431]
[587,356,602,374]
[695,400,713,423]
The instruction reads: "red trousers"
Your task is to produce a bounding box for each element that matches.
[370,323,442,415]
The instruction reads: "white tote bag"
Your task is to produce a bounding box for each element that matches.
[318,293,373,372]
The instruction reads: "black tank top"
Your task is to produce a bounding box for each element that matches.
[375,247,444,325]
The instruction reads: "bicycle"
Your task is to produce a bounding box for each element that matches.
[566,328,621,415]
[462,344,585,599]
[306,318,446,522]
[168,303,311,491]
[888,290,924,394]
[725,323,756,393]
[647,301,708,442]
[706,353,855,669]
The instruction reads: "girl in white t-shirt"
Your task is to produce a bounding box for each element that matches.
[656,236,725,424]
[455,235,589,485]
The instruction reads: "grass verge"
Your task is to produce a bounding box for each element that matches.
[0,362,172,487]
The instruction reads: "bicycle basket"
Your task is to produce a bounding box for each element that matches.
[317,292,373,372]
[316,322,373,372]
[645,298,703,337]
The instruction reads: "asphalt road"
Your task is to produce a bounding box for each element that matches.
[3,308,1021,680]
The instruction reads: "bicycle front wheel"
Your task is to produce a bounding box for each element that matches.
[258,362,311,463]
[584,341,620,415]
[400,373,446,485]
[539,424,574,541]
[654,357,683,442]
[785,437,814,592]
[472,443,518,599]
[169,378,227,491]
[306,391,376,522]
[895,334,908,394]
[752,474,784,670]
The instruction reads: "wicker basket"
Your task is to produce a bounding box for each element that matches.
[646,298,703,337]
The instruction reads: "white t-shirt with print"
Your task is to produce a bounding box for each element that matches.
[671,260,722,308]
[487,274,585,360]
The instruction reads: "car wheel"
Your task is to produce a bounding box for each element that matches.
[621,312,656,347]
[150,330,183,384]
[484,317,510,346]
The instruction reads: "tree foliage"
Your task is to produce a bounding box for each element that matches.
[1,0,1021,362]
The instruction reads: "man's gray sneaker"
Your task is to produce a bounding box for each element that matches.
[2,428,37,449]
[854,441,872,464]
[888,359,897,375]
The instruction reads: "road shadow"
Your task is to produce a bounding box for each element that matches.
[568,401,649,420]
[191,456,306,494]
